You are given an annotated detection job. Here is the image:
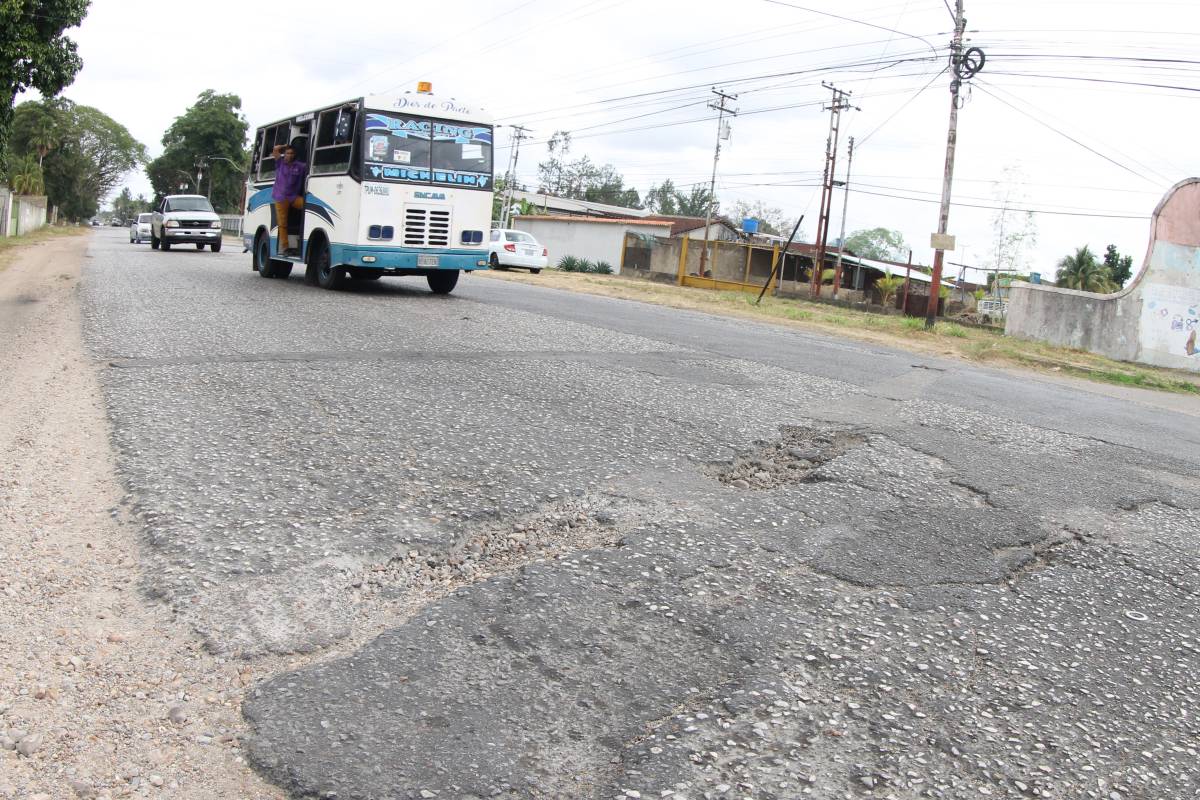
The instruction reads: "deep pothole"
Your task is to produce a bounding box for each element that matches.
[706,425,868,490]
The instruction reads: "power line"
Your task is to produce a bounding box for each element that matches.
[757,0,940,59]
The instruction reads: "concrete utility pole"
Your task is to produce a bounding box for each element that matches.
[926,0,983,327]
[499,125,529,229]
[830,136,855,300]
[699,87,737,279]
[811,83,855,299]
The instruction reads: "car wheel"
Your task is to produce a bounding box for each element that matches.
[211,239,222,253]
[489,252,504,271]
[531,268,541,274]
[313,241,344,290]
[427,269,459,295]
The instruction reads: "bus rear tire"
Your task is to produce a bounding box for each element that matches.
[313,241,345,290]
[427,270,459,295]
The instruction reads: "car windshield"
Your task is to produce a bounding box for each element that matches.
[165,197,215,213]
[505,232,535,244]
[138,214,152,223]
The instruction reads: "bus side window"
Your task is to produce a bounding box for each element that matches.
[312,107,354,176]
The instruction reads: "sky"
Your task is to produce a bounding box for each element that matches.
[27,0,1200,277]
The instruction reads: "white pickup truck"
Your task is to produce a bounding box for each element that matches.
[151,194,223,252]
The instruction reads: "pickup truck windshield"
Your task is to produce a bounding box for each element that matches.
[362,112,492,191]
[165,198,215,213]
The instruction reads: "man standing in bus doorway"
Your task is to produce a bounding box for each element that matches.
[272,143,307,256]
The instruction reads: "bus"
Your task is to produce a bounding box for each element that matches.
[242,84,493,294]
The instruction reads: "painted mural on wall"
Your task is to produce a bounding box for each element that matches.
[1141,284,1200,360]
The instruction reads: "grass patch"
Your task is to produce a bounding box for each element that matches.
[475,268,1200,396]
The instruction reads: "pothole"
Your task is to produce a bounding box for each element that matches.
[706,425,868,490]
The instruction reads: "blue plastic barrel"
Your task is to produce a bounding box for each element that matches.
[742,218,760,234]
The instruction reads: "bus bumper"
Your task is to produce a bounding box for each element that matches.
[329,245,488,271]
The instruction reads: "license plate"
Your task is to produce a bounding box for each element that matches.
[417,254,439,267]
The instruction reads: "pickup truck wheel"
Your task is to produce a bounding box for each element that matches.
[195,243,204,250]
[161,235,171,251]
[211,239,222,252]
[150,231,159,250]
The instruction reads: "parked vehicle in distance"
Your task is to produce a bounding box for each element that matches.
[110,219,123,227]
[489,229,547,273]
[130,213,153,244]
[151,195,222,252]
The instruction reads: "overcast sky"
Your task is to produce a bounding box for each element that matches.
[33,0,1200,276]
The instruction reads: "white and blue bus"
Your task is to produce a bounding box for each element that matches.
[242,84,493,294]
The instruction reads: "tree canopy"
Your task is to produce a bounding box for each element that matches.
[146,90,249,213]
[0,0,89,175]
[1056,245,1115,293]
[1103,243,1135,287]
[844,228,907,261]
[535,130,641,208]
[11,98,145,219]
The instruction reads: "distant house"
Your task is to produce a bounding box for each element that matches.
[506,190,650,221]
[512,215,672,273]
[641,215,742,242]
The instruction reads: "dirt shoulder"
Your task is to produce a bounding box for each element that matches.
[477,268,1200,401]
[0,232,282,800]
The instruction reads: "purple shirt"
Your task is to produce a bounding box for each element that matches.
[272,158,307,202]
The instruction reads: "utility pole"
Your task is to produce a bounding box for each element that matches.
[499,125,529,229]
[811,83,855,298]
[830,136,855,300]
[926,0,983,327]
[699,87,737,279]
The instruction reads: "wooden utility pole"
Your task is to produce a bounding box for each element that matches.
[926,0,983,327]
[830,135,855,300]
[699,88,737,279]
[499,125,529,229]
[812,83,854,298]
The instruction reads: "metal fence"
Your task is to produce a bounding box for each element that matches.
[977,298,1009,317]
[219,214,243,237]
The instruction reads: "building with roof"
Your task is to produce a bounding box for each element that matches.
[512,215,673,273]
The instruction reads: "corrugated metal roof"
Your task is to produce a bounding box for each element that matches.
[510,190,650,218]
[517,215,672,226]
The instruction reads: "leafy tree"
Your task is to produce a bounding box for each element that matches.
[146,90,249,212]
[845,227,906,261]
[110,186,150,220]
[645,179,680,215]
[534,131,641,208]
[1103,243,1135,287]
[0,0,88,176]
[674,185,714,217]
[1056,246,1114,293]
[8,154,43,194]
[12,98,145,220]
[12,98,64,166]
[726,198,797,237]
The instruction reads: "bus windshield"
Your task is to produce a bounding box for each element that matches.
[362,112,492,191]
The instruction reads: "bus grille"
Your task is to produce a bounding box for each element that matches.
[404,207,451,247]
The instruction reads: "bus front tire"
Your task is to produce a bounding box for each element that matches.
[313,242,345,290]
[254,233,278,278]
[427,270,459,295]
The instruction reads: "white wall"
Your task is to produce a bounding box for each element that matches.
[15,195,47,236]
[513,219,668,273]
[679,224,739,241]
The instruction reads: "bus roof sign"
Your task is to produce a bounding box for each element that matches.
[417,81,433,94]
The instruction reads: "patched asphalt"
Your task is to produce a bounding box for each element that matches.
[81,230,1200,799]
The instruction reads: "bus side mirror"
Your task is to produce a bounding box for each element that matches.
[333,110,354,145]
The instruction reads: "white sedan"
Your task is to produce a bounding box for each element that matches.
[129,212,153,244]
[489,229,547,273]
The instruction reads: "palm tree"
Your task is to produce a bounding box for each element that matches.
[9,156,44,195]
[874,270,904,306]
[1056,246,1114,292]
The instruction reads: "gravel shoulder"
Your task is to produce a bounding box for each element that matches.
[0,233,283,800]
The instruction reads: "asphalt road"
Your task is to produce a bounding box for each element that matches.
[81,228,1200,799]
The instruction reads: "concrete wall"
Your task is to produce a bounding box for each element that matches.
[0,187,11,237]
[1006,178,1200,372]
[513,219,668,273]
[13,195,48,236]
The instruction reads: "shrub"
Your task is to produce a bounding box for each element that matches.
[901,317,926,332]
[941,324,968,338]
[557,255,582,272]
[593,260,614,275]
[577,258,596,273]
